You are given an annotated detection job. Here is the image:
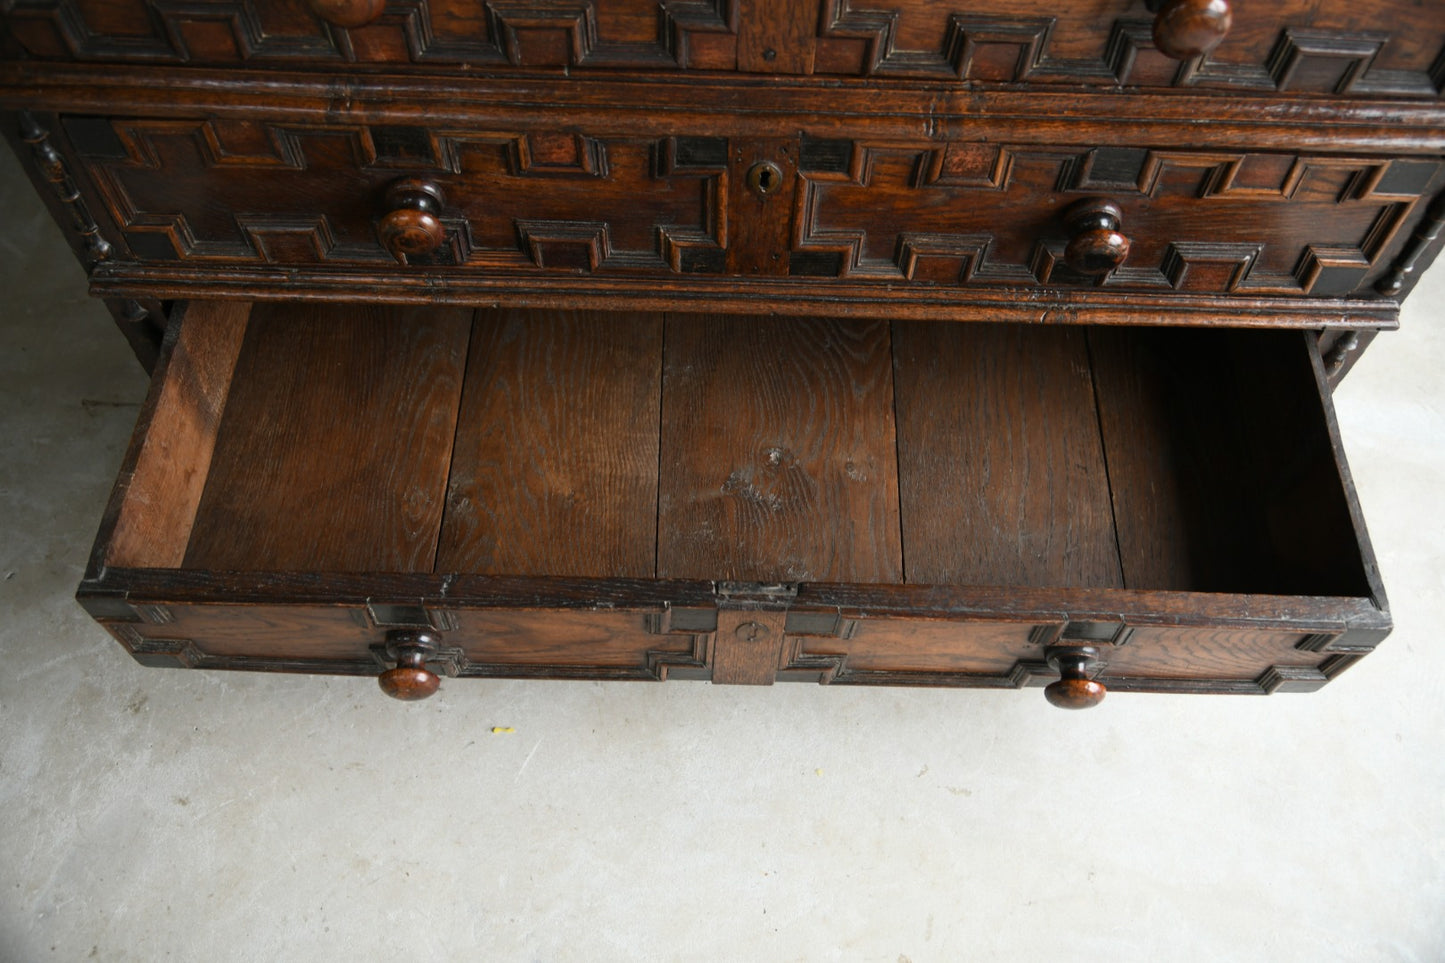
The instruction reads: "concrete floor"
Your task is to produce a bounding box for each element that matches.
[0,142,1441,963]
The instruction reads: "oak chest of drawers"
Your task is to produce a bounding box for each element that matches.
[3,0,1442,707]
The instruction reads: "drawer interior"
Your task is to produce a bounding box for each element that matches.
[99,302,1374,601]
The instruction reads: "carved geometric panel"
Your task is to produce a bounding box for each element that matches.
[4,0,345,61]
[3,0,739,69]
[772,614,1364,695]
[808,0,1445,97]
[793,139,1445,297]
[65,117,728,274]
[53,113,1445,295]
[7,1,1443,96]
[96,600,1365,694]
[99,600,733,684]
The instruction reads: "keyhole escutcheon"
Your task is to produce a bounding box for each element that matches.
[747,161,783,198]
[735,621,768,643]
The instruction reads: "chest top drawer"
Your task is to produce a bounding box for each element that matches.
[3,0,1442,100]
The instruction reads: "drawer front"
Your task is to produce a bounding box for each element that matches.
[5,0,1443,99]
[1,0,741,71]
[87,598,709,683]
[80,582,1387,700]
[46,113,1445,311]
[73,118,734,275]
[776,612,1384,697]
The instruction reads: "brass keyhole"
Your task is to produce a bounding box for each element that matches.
[747,161,783,197]
[735,621,767,643]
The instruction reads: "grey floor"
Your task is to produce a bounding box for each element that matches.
[1,142,1442,963]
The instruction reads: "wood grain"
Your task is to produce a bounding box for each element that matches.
[737,0,816,73]
[1088,326,1373,596]
[436,308,663,578]
[105,300,251,569]
[130,603,666,666]
[726,138,798,278]
[824,618,1041,675]
[1220,330,1374,598]
[658,314,902,583]
[89,566,1386,630]
[61,113,1438,307]
[19,88,1440,338]
[1089,327,1252,592]
[1091,624,1325,680]
[183,302,473,572]
[13,0,1423,698]
[830,618,1325,684]
[893,322,1123,589]
[10,0,1444,102]
[81,560,1388,690]
[713,607,786,684]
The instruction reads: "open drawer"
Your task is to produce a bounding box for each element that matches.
[77,301,1389,708]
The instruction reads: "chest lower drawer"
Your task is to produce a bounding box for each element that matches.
[78,299,1389,708]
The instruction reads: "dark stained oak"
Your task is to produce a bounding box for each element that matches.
[789,615,1348,688]
[80,568,1384,628]
[84,569,1386,674]
[2,0,1422,703]
[103,301,252,569]
[378,663,441,699]
[305,0,386,29]
[44,110,1442,314]
[1376,191,1445,296]
[1148,0,1233,60]
[1044,677,1106,708]
[1044,647,1107,710]
[436,308,663,579]
[727,139,799,279]
[8,59,1445,340]
[1088,327,1372,596]
[892,323,1123,590]
[738,0,815,74]
[712,608,788,685]
[1090,625,1332,679]
[658,314,903,584]
[1089,326,1266,593]
[1063,198,1130,277]
[183,302,473,572]
[811,618,1040,676]
[6,0,1443,103]
[7,68,1443,151]
[76,304,1390,701]
[375,629,446,700]
[1219,329,1380,599]
[377,178,447,263]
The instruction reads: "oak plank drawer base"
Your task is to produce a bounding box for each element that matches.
[77,300,1389,707]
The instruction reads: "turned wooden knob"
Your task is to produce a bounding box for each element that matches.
[378,630,442,701]
[1044,646,1106,710]
[1063,199,1130,276]
[1147,0,1232,60]
[306,0,386,29]
[378,179,446,263]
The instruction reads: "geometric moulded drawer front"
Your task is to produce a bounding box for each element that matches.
[57,114,1445,313]
[7,0,1444,101]
[77,301,1389,707]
